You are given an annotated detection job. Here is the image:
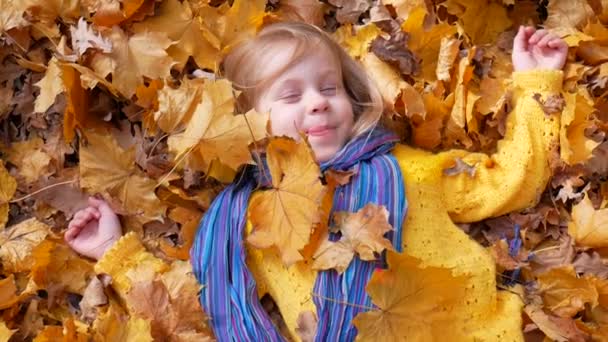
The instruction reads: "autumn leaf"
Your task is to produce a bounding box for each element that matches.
[536,266,598,317]
[167,79,268,172]
[0,218,49,273]
[442,157,477,178]
[126,279,213,341]
[132,0,220,71]
[89,26,173,98]
[159,207,202,260]
[92,303,153,342]
[524,304,589,342]
[33,319,88,342]
[295,311,317,342]
[79,131,167,223]
[560,89,600,164]
[352,251,468,341]
[154,78,203,134]
[199,0,267,53]
[247,137,325,266]
[442,0,511,45]
[568,193,608,248]
[0,320,16,342]
[333,23,383,59]
[31,239,95,294]
[69,18,112,57]
[34,57,64,113]
[0,274,18,310]
[328,0,370,24]
[0,138,51,184]
[61,63,89,143]
[361,52,407,109]
[402,6,457,80]
[312,203,394,274]
[0,0,28,32]
[0,160,16,229]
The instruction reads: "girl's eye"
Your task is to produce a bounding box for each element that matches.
[280,93,301,102]
[321,86,337,95]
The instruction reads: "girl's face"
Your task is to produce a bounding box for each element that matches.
[255,46,355,162]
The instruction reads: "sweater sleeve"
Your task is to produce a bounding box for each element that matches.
[94,232,169,299]
[440,69,563,222]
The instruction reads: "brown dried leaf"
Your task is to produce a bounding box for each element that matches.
[312,203,394,273]
[442,157,477,178]
[370,31,419,77]
[573,251,608,278]
[532,93,566,116]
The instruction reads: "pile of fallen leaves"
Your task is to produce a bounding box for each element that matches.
[2,0,608,340]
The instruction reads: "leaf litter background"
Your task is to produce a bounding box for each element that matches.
[2,0,608,340]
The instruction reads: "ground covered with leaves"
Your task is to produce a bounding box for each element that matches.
[2,0,608,341]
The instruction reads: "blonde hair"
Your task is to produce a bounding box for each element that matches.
[222,21,384,137]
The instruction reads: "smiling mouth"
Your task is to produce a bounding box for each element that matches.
[306,125,335,137]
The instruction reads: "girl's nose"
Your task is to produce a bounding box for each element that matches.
[308,91,329,114]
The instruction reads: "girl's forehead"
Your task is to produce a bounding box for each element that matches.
[255,42,340,86]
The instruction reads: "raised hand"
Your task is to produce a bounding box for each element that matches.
[512,26,568,72]
[65,197,122,260]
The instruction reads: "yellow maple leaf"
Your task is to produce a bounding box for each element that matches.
[92,302,153,342]
[537,266,599,317]
[352,251,468,341]
[402,6,457,81]
[560,88,600,164]
[154,78,203,134]
[383,0,426,19]
[31,239,95,294]
[89,26,173,98]
[159,207,202,260]
[33,318,88,342]
[132,0,221,71]
[333,23,383,59]
[441,0,511,45]
[0,274,18,310]
[312,203,395,274]
[0,320,16,342]
[0,160,16,229]
[34,57,63,113]
[79,131,167,223]
[568,193,608,248]
[1,137,51,184]
[544,0,595,37]
[0,0,28,32]
[167,79,268,172]
[61,64,89,143]
[88,0,145,27]
[199,0,267,54]
[412,91,451,149]
[247,137,326,266]
[0,218,49,273]
[361,52,407,109]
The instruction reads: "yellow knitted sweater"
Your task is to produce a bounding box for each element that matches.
[96,70,564,341]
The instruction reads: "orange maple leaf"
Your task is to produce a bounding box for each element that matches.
[353,251,468,341]
[312,203,394,274]
[247,137,325,266]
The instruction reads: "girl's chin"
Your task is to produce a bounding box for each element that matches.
[311,144,340,163]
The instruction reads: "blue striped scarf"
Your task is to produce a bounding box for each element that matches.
[191,127,407,341]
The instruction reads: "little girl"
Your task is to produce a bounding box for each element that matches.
[66,23,567,341]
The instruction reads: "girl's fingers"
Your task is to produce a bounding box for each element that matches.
[536,33,555,48]
[85,207,101,219]
[529,29,548,44]
[64,225,82,242]
[548,38,567,50]
[513,26,529,52]
[88,197,113,216]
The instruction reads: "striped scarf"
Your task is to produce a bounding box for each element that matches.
[191,127,407,341]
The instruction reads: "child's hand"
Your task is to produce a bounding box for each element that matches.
[512,26,568,72]
[65,197,122,260]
